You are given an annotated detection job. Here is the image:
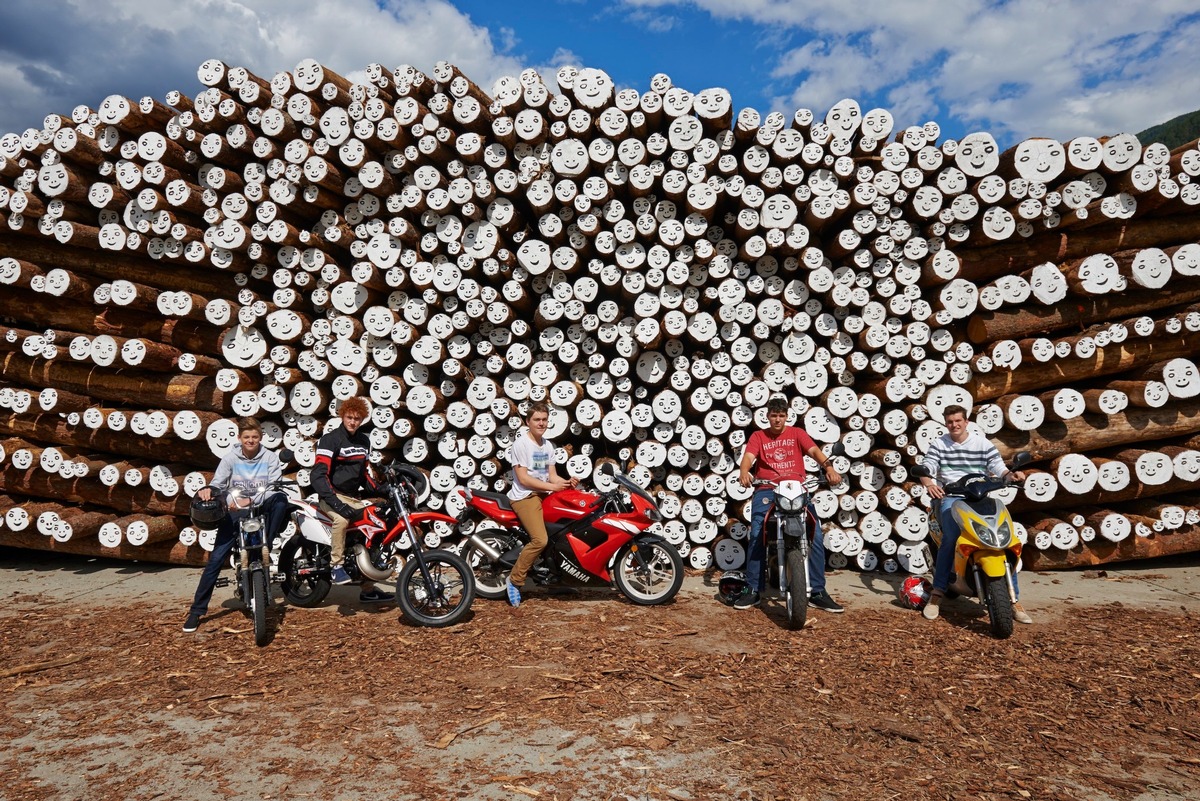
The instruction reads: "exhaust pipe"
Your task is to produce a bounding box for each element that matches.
[465,532,503,562]
[353,544,401,582]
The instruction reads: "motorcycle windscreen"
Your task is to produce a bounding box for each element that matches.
[961,498,998,517]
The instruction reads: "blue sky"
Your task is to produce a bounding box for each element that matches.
[0,0,1197,148]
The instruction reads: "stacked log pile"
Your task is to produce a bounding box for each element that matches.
[1,57,1198,571]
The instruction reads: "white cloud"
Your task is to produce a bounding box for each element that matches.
[0,0,527,134]
[622,0,1200,143]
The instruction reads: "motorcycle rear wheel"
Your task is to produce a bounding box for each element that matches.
[984,575,1014,639]
[397,550,475,627]
[279,537,332,608]
[251,566,269,647]
[462,531,519,600]
[785,549,809,630]
[613,540,684,605]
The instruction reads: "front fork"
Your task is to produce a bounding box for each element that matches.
[775,518,810,596]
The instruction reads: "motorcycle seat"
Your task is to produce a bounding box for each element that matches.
[470,489,514,511]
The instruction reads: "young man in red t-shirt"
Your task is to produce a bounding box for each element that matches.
[735,396,844,612]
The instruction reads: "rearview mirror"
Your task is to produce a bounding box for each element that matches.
[1011,451,1033,469]
[597,463,615,478]
[910,464,932,479]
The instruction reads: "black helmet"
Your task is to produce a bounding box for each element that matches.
[716,570,749,606]
[391,464,430,506]
[189,490,228,529]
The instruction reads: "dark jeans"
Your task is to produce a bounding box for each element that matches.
[188,493,288,618]
[745,487,827,595]
[931,497,1019,599]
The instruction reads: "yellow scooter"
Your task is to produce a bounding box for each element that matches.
[912,452,1031,639]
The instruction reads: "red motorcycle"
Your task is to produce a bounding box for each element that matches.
[454,463,685,605]
[278,463,475,627]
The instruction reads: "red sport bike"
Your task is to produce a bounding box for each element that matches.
[454,463,685,605]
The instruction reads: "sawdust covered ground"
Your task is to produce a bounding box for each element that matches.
[2,579,1198,801]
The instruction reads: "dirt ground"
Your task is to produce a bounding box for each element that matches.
[2,547,1200,801]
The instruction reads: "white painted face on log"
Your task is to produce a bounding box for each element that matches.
[1172,450,1200,481]
[668,115,702,151]
[1024,472,1057,502]
[319,107,352,145]
[91,336,118,364]
[492,75,521,104]
[512,109,543,140]
[955,132,999,177]
[1063,136,1103,169]
[824,98,860,138]
[1075,253,1118,294]
[663,86,693,116]
[588,137,615,164]
[693,87,730,118]
[916,146,943,171]
[759,194,797,229]
[68,336,92,360]
[516,239,551,274]
[1013,138,1065,182]
[1030,338,1055,361]
[551,139,589,177]
[147,411,170,438]
[1102,133,1141,171]
[1161,359,1199,395]
[572,68,613,110]
[854,108,892,141]
[38,163,69,196]
[1133,248,1171,287]
[1005,396,1043,429]
[120,339,146,364]
[1170,243,1200,276]
[553,65,578,90]
[1029,262,1067,305]
[981,206,1014,238]
[220,325,268,368]
[98,94,131,124]
[205,418,238,456]
[901,126,926,151]
[292,57,323,92]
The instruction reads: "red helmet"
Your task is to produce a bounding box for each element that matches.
[899,576,932,610]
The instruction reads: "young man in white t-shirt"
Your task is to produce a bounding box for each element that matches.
[505,402,577,607]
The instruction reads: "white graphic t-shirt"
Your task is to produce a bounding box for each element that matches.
[507,431,555,501]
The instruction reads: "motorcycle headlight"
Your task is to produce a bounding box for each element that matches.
[776,493,804,513]
[974,519,1011,548]
[642,506,662,523]
[242,516,264,533]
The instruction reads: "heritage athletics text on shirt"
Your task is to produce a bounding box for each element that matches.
[746,426,818,483]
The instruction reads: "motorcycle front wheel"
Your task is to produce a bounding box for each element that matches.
[984,575,1014,639]
[785,549,809,630]
[613,540,684,605]
[279,537,332,608]
[397,550,475,627]
[251,566,270,647]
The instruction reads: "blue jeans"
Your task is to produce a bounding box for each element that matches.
[745,487,826,595]
[931,498,1019,599]
[188,493,288,618]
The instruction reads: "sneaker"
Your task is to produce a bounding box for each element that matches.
[506,579,522,608]
[330,565,352,585]
[1013,603,1033,625]
[182,613,200,633]
[732,590,761,610]
[923,591,943,621]
[359,588,395,604]
[808,590,844,613]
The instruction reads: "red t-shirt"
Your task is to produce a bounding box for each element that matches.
[746,425,817,483]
